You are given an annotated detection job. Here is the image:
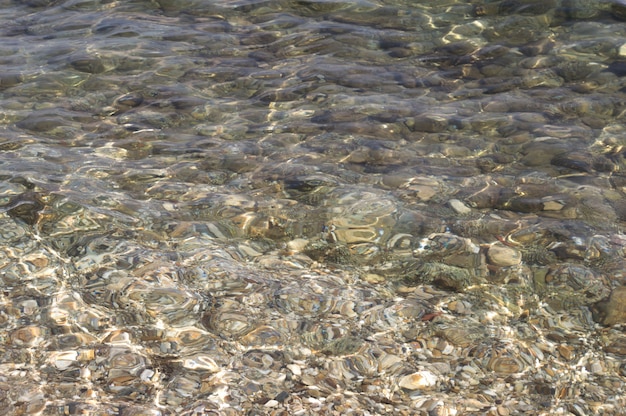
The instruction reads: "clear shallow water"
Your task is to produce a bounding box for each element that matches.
[2,0,626,414]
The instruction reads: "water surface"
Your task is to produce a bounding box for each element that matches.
[1,0,626,414]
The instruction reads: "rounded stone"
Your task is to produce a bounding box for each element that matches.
[487,243,522,267]
[593,286,626,326]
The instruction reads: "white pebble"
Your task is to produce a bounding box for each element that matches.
[287,364,302,376]
[398,370,438,390]
[448,198,472,214]
[264,399,279,407]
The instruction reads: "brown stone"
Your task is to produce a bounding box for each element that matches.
[487,243,522,267]
[593,286,626,326]
[605,336,626,356]
[406,114,448,133]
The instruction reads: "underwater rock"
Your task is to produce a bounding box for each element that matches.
[593,286,626,326]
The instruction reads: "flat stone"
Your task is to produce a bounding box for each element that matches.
[398,370,437,390]
[287,238,309,252]
[542,200,564,211]
[448,199,472,215]
[412,185,438,201]
[264,399,279,407]
[406,114,448,133]
[363,273,385,284]
[488,356,524,374]
[381,174,411,188]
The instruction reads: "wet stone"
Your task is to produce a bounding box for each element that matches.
[406,114,449,133]
[488,356,525,375]
[487,243,522,267]
[473,0,556,16]
[483,15,548,45]
[519,139,569,168]
[68,54,107,74]
[321,336,364,356]
[555,59,595,82]
[0,73,23,90]
[448,199,472,215]
[16,114,70,133]
[113,93,144,111]
[544,264,610,310]
[593,286,626,326]
[410,262,475,291]
[613,1,626,20]
[556,0,601,19]
[2,192,46,226]
[398,370,437,390]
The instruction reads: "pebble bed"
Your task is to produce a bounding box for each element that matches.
[1,0,626,414]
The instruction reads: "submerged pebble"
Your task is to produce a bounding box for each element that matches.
[487,243,522,267]
[593,286,626,326]
[398,370,438,390]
